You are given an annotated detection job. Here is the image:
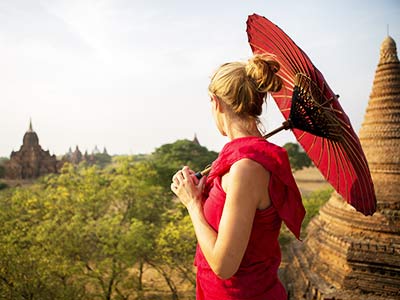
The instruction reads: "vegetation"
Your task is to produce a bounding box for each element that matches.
[150,139,218,189]
[0,138,330,299]
[0,139,212,300]
[92,152,113,168]
[0,157,8,179]
[283,142,312,171]
[278,187,333,247]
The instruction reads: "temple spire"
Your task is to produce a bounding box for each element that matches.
[192,133,200,145]
[28,118,33,132]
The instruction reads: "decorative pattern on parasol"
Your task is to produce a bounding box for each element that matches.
[246,14,376,216]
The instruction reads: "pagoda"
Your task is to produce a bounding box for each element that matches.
[5,120,59,179]
[285,36,400,299]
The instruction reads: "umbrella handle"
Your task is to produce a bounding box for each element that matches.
[195,165,212,179]
[195,120,293,179]
[263,120,293,139]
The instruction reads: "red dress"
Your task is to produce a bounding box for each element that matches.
[194,136,305,300]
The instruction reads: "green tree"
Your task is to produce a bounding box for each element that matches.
[0,160,173,300]
[0,138,218,299]
[0,166,5,179]
[0,157,8,179]
[157,213,197,284]
[151,139,218,188]
[283,142,312,171]
[278,187,333,247]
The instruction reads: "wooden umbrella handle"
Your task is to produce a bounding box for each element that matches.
[194,165,212,179]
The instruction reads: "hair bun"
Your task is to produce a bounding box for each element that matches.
[245,54,283,93]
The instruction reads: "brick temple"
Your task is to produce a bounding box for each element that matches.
[285,36,400,299]
[5,120,59,179]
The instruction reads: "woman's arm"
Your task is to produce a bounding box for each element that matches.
[171,159,270,279]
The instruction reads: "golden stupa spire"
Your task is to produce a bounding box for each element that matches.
[379,35,399,64]
[359,35,400,207]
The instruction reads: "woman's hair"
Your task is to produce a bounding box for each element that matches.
[208,54,283,119]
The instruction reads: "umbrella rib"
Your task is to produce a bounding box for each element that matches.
[332,140,352,202]
[263,20,317,80]
[341,137,372,213]
[278,69,296,88]
[256,20,308,75]
[325,138,332,181]
[317,137,324,166]
[249,37,298,79]
[330,141,342,196]
[339,125,372,182]
[340,136,373,213]
[249,42,296,85]
[302,135,319,174]
[297,132,306,141]
[247,26,298,73]
[343,140,365,211]
[250,21,304,74]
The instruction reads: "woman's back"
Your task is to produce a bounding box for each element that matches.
[194,137,304,299]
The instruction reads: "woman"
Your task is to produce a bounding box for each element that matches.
[171,54,305,299]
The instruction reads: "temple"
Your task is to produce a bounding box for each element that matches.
[192,133,200,145]
[62,145,111,167]
[5,120,59,179]
[285,36,400,299]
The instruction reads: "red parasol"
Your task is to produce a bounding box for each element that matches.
[246,14,376,216]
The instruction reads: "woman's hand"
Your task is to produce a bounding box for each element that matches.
[171,166,206,211]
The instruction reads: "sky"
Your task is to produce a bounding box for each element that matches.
[1,0,399,157]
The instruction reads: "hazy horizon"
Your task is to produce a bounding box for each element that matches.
[1,0,399,157]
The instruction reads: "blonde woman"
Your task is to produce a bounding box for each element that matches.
[171,54,305,300]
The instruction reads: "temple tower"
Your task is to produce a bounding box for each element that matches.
[286,36,400,299]
[5,120,59,179]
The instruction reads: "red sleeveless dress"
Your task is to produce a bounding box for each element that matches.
[194,136,305,300]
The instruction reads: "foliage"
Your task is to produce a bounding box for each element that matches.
[0,139,219,300]
[0,157,9,165]
[283,142,312,171]
[0,181,7,190]
[278,187,333,247]
[151,139,218,189]
[92,152,112,168]
[301,187,333,231]
[0,158,9,179]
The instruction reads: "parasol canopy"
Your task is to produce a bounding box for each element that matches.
[246,14,376,216]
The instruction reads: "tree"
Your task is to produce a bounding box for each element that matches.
[0,166,5,179]
[0,160,171,300]
[0,138,218,299]
[283,142,312,171]
[151,139,218,189]
[0,157,8,179]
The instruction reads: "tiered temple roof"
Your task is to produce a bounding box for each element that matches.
[285,36,400,300]
[5,120,59,179]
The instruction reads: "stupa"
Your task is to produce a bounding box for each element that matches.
[285,36,400,299]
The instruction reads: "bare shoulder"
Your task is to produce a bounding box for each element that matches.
[222,159,270,193]
[230,158,270,179]
[222,158,271,209]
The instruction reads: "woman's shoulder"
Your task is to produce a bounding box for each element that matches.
[228,158,271,190]
[230,157,269,175]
